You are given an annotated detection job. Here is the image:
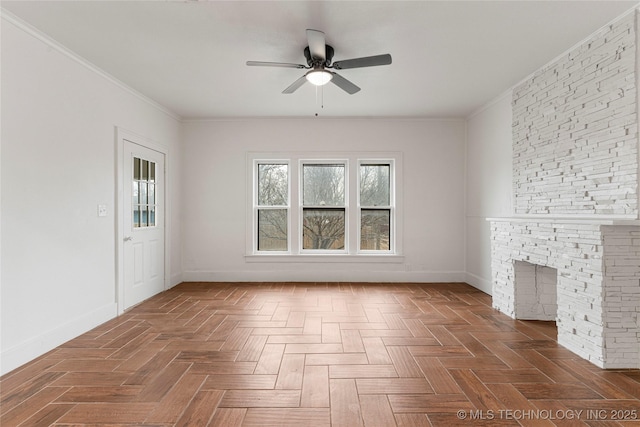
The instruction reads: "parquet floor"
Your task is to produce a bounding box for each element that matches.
[2,282,640,426]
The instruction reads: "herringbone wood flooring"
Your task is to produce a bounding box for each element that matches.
[2,282,640,426]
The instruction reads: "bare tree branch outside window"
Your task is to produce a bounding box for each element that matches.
[303,164,345,250]
[258,164,288,205]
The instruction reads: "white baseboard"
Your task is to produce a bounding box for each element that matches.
[1,303,117,376]
[182,270,467,283]
[465,272,493,295]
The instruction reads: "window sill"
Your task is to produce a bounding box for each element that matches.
[245,254,405,264]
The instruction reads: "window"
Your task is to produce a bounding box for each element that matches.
[249,153,400,257]
[133,157,156,227]
[359,163,391,251]
[256,163,289,251]
[302,163,346,251]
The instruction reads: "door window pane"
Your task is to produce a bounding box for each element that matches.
[360,209,390,250]
[303,164,345,206]
[140,182,148,205]
[132,182,139,206]
[133,205,140,228]
[258,164,288,206]
[149,162,155,183]
[134,158,141,180]
[360,164,390,206]
[149,207,156,227]
[303,209,345,249]
[258,209,288,251]
[148,183,155,205]
[141,160,148,180]
[141,207,149,227]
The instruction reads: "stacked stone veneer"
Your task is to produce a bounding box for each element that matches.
[602,225,640,367]
[512,12,638,215]
[490,11,640,369]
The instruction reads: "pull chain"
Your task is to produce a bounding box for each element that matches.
[314,84,325,116]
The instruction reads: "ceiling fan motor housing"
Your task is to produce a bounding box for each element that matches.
[304,45,334,67]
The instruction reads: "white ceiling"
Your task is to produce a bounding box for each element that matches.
[2,0,638,119]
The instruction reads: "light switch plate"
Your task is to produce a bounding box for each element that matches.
[98,204,108,217]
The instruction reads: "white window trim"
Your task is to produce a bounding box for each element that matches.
[246,151,404,263]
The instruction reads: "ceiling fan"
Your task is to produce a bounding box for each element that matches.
[246,29,392,95]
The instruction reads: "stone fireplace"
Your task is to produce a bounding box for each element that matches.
[490,219,639,368]
[489,11,640,369]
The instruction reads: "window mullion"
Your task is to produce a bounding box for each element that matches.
[348,158,358,254]
[290,160,300,254]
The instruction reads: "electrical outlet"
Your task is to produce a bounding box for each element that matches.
[98,204,108,217]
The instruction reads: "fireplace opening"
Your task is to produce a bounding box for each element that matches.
[514,261,558,322]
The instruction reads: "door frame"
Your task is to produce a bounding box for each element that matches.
[115,126,170,315]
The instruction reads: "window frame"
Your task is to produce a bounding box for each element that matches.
[253,159,291,254]
[246,151,403,262]
[300,159,349,254]
[357,159,395,253]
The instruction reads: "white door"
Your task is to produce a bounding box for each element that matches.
[123,140,165,310]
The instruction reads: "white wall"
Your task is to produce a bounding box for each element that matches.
[1,16,182,375]
[465,94,513,294]
[182,118,466,282]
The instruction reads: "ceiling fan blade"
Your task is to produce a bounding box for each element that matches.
[306,29,326,61]
[330,72,360,94]
[332,54,392,70]
[282,75,308,94]
[247,61,306,69]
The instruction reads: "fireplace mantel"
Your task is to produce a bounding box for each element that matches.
[487,216,640,226]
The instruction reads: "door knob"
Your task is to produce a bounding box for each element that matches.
[123,236,133,242]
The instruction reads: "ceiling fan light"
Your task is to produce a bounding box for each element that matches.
[306,69,333,86]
